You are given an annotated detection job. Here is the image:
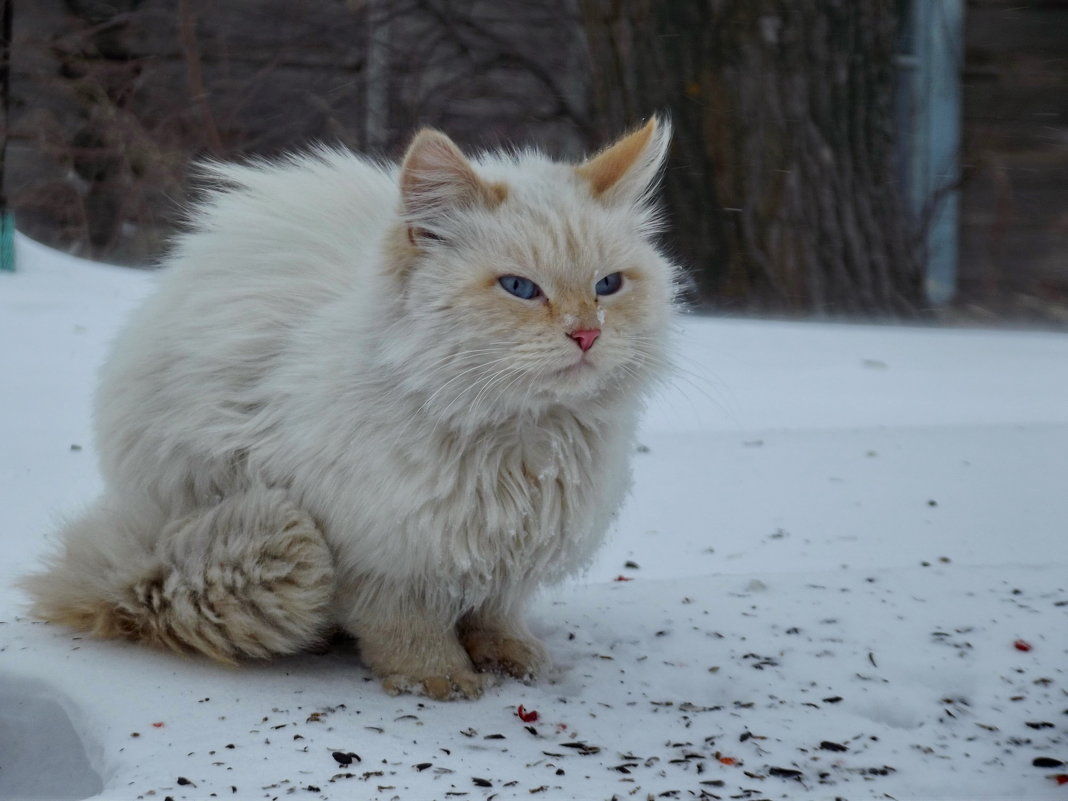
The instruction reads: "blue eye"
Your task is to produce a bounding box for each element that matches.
[595,272,624,296]
[498,275,542,300]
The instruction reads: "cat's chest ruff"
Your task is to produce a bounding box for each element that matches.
[298,398,629,591]
[427,414,604,564]
[453,417,593,518]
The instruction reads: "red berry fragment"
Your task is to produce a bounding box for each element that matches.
[1054,775,1068,786]
[1014,639,1033,652]
[614,575,633,582]
[151,722,165,728]
[516,705,539,723]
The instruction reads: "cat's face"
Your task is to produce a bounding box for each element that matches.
[385,119,676,418]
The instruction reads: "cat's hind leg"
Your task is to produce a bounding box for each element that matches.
[22,486,335,664]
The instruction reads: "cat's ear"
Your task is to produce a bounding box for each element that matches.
[399,129,505,243]
[576,115,671,207]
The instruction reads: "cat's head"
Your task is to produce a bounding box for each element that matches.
[381,117,678,421]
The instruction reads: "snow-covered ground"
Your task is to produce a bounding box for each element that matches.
[2,233,1066,801]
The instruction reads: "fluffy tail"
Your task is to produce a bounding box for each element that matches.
[21,487,336,664]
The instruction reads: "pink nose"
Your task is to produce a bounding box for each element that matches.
[569,328,600,352]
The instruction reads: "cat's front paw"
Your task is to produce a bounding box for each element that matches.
[461,631,549,682]
[381,670,491,701]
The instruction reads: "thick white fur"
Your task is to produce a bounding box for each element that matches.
[24,119,678,699]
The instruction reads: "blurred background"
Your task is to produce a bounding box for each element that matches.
[1,0,1065,323]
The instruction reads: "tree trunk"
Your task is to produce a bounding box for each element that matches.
[363,0,391,152]
[582,0,924,316]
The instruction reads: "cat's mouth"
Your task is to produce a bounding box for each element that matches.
[555,355,596,377]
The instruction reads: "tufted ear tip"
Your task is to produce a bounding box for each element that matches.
[575,115,671,205]
[399,129,507,233]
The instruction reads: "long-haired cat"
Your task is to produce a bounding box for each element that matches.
[22,117,677,699]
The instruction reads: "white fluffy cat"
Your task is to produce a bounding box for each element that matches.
[23,117,678,699]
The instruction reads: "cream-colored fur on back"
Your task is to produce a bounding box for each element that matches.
[22,118,678,700]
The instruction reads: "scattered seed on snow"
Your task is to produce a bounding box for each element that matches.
[819,740,849,752]
[1034,757,1065,768]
